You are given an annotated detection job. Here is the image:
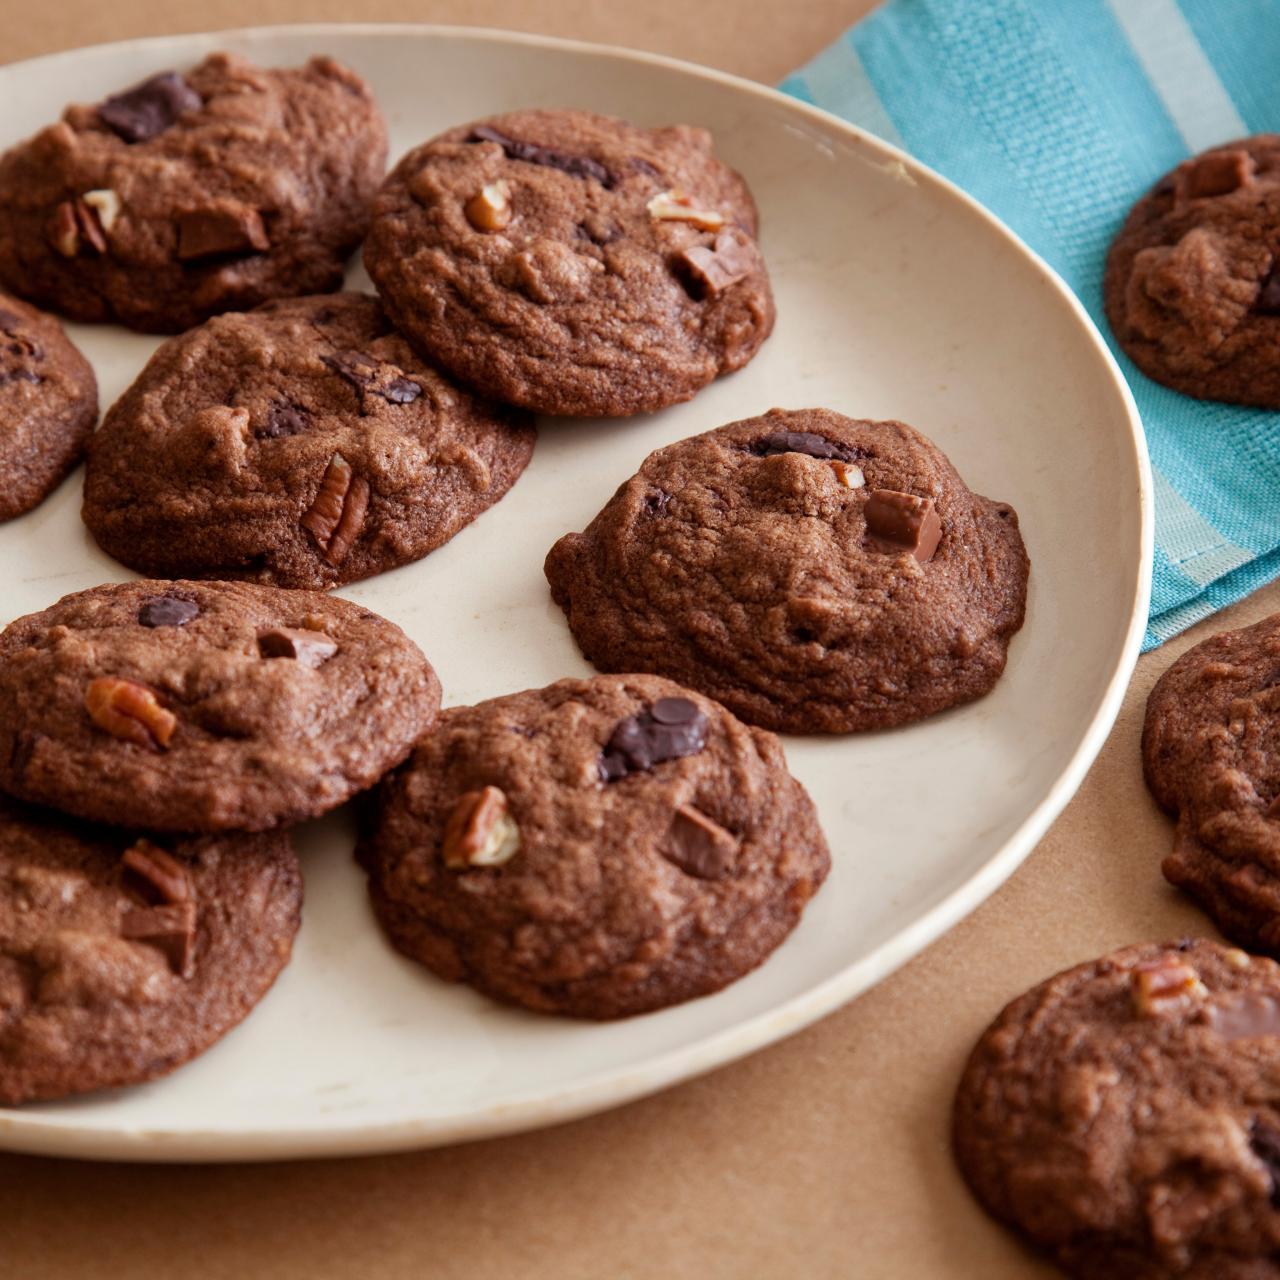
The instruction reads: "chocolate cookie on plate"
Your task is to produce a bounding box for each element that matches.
[82,293,535,589]
[0,796,301,1105]
[0,292,97,521]
[955,939,1280,1280]
[545,408,1029,733]
[1104,136,1280,407]
[0,579,440,832]
[357,674,829,1018]
[1144,613,1280,954]
[0,53,387,333]
[364,108,774,417]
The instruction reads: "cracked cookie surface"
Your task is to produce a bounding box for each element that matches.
[0,795,301,1105]
[363,108,774,417]
[82,293,535,589]
[955,939,1280,1280]
[0,53,387,333]
[545,408,1029,734]
[0,291,97,521]
[357,674,829,1018]
[0,579,440,831]
[1104,136,1280,406]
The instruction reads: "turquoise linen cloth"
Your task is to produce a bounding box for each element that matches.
[781,0,1280,648]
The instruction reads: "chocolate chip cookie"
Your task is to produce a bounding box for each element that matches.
[1143,613,1280,954]
[954,939,1280,1279]
[0,53,387,333]
[0,292,97,520]
[545,409,1029,734]
[81,293,535,589]
[0,579,440,832]
[357,674,829,1018]
[0,796,301,1105]
[1104,137,1280,407]
[363,108,774,417]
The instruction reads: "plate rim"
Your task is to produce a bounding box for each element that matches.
[0,21,1153,1162]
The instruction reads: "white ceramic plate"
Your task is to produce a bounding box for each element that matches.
[0,24,1150,1161]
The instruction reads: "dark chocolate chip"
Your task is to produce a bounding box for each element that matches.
[138,596,199,628]
[1251,1118,1280,1207]
[643,490,673,518]
[863,489,943,563]
[98,70,201,144]
[748,432,865,463]
[381,377,422,404]
[598,701,710,782]
[1256,268,1280,316]
[258,401,310,439]
[651,697,699,725]
[662,804,739,879]
[468,124,614,188]
[322,349,380,390]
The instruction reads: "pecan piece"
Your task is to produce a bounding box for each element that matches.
[257,627,338,668]
[300,452,369,566]
[122,839,191,905]
[465,181,512,232]
[1131,957,1207,1017]
[442,785,521,868]
[647,189,727,230]
[85,677,176,750]
[121,901,197,977]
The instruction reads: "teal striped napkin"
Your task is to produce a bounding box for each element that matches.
[782,0,1280,649]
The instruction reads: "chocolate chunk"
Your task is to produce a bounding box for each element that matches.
[257,627,338,668]
[122,839,191,905]
[98,71,201,144]
[643,489,673,518]
[863,489,943,563]
[138,596,199,628]
[1205,993,1280,1040]
[1179,149,1255,200]
[258,401,310,439]
[176,206,269,262]
[468,124,614,188]
[1256,268,1280,316]
[748,432,864,463]
[1251,1118,1280,1207]
[381,376,422,405]
[661,804,739,879]
[677,229,755,298]
[322,349,379,391]
[121,901,197,977]
[598,699,709,782]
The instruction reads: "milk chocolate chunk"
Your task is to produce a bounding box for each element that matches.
[122,839,191,905]
[121,901,198,977]
[1179,148,1255,200]
[1251,1119,1280,1206]
[176,206,269,262]
[257,626,338,668]
[863,489,943,562]
[1255,267,1280,316]
[677,229,754,298]
[1206,992,1280,1040]
[662,804,739,879]
[98,71,202,144]
[138,595,199,628]
[258,401,310,439]
[598,697,709,782]
[468,124,614,188]
[748,432,863,463]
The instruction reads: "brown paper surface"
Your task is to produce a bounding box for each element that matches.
[0,2,1265,1275]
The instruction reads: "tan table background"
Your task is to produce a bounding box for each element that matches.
[1,2,1265,1275]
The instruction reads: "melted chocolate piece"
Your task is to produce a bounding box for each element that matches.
[863,489,943,563]
[661,804,739,879]
[382,377,423,405]
[747,432,865,463]
[598,698,709,782]
[138,596,199,628]
[1205,993,1280,1040]
[98,71,201,144]
[322,349,380,390]
[258,402,310,439]
[257,627,338,668]
[1256,268,1280,316]
[468,124,614,188]
[643,489,673,518]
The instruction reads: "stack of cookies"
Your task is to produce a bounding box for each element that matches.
[0,52,1031,1104]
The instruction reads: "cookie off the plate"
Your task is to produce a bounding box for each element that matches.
[364,108,774,417]
[82,293,535,589]
[0,53,387,333]
[545,408,1029,733]
[0,795,301,1105]
[357,674,829,1019]
[0,580,440,832]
